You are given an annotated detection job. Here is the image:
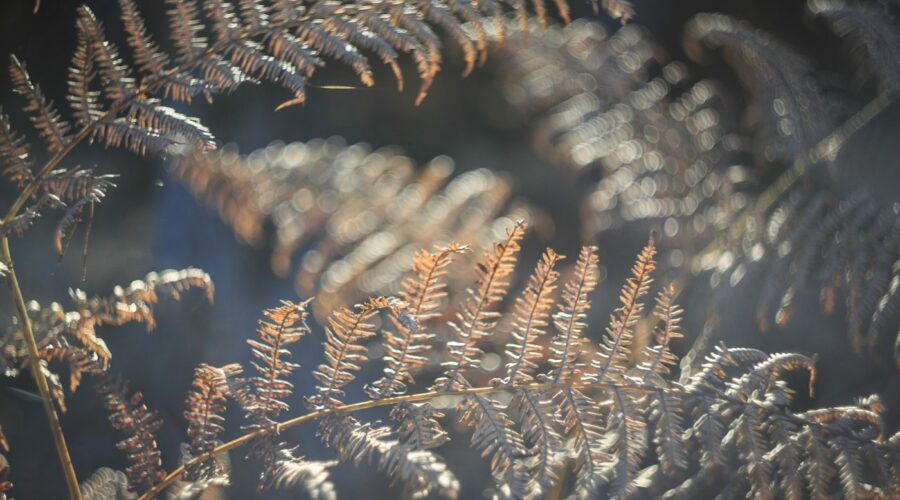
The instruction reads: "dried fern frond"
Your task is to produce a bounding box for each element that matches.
[97,377,165,494]
[497,20,752,259]
[594,237,656,381]
[117,235,900,500]
[498,14,900,369]
[171,138,541,319]
[245,299,311,427]
[183,363,239,481]
[367,243,468,399]
[496,247,563,386]
[434,220,527,391]
[684,13,834,164]
[1,268,214,402]
[310,298,384,410]
[79,467,134,500]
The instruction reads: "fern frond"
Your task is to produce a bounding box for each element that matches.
[320,416,459,498]
[266,449,336,500]
[497,247,562,386]
[0,107,33,188]
[9,55,71,154]
[594,237,656,381]
[636,284,684,381]
[545,245,599,384]
[684,13,833,162]
[183,363,238,480]
[510,388,565,496]
[97,378,165,493]
[391,402,449,449]
[310,298,384,409]
[434,220,527,391]
[458,394,528,491]
[368,244,468,399]
[245,299,311,427]
[171,139,529,319]
[1,268,213,400]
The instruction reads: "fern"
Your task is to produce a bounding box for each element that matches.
[97,377,165,493]
[171,139,536,319]
[1,268,213,405]
[498,11,900,369]
[48,228,882,499]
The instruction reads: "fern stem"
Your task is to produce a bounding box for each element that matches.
[0,236,82,500]
[138,380,658,500]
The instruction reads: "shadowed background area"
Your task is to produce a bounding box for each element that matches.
[0,0,898,498]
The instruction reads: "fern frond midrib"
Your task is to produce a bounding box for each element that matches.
[552,249,594,384]
[506,252,559,385]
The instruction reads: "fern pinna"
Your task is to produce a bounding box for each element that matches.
[50,224,890,499]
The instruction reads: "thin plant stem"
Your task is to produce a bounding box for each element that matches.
[1,236,82,500]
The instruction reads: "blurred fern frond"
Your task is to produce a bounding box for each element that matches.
[171,138,547,319]
[497,9,900,368]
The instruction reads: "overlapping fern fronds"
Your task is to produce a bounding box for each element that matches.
[497,9,900,368]
[171,138,543,319]
[0,268,214,407]
[0,0,631,256]
[49,225,893,499]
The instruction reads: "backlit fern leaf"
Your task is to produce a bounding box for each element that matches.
[594,237,656,382]
[183,363,238,481]
[9,55,71,154]
[79,467,133,500]
[368,244,468,399]
[497,248,562,386]
[170,139,535,320]
[434,220,526,391]
[310,298,384,410]
[97,378,165,494]
[1,268,213,401]
[245,299,311,428]
[0,108,33,188]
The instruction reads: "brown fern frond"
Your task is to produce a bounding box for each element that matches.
[310,298,384,409]
[391,402,449,450]
[1,268,213,401]
[458,394,528,492]
[266,448,336,499]
[0,452,11,499]
[97,378,165,493]
[497,247,562,386]
[594,237,656,381]
[319,416,459,498]
[368,244,468,399]
[183,363,239,480]
[544,245,599,385]
[9,55,71,154]
[510,388,565,496]
[0,107,33,188]
[170,139,533,320]
[636,284,684,381]
[434,220,527,391]
[245,299,311,427]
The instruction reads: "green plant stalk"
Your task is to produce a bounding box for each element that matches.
[1,236,82,500]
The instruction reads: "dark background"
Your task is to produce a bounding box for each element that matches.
[0,0,897,498]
